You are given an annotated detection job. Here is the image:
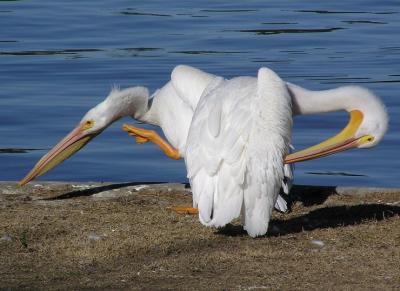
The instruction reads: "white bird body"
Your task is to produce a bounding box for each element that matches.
[147,65,293,219]
[185,68,292,237]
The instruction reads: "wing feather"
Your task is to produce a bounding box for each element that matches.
[195,169,215,223]
[186,68,292,237]
[242,68,292,236]
[207,98,223,137]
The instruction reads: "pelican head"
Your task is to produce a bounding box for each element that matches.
[285,85,388,163]
[19,86,149,186]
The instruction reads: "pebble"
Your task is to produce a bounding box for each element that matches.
[88,233,102,241]
[132,185,148,191]
[92,191,118,199]
[310,239,325,248]
[71,184,89,189]
[0,234,13,242]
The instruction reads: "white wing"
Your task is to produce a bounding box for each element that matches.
[149,65,217,152]
[186,68,292,237]
[171,65,217,111]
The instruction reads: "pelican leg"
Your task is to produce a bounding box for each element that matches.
[122,123,181,160]
[123,123,196,215]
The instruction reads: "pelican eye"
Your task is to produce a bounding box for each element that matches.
[83,119,95,130]
[358,135,374,145]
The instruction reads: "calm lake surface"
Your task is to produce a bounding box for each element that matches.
[1,0,399,187]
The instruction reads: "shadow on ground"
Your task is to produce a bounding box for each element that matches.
[39,182,400,240]
[45,182,190,200]
[290,184,337,206]
[47,183,333,202]
[217,203,400,237]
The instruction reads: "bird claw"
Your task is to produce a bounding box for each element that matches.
[122,123,181,160]
[123,124,154,144]
[168,206,199,215]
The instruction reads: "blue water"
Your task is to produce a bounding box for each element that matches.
[0,0,399,187]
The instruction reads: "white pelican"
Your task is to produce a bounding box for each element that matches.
[19,66,388,236]
[122,68,388,235]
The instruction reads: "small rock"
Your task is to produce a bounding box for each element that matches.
[88,233,102,242]
[132,185,148,191]
[0,234,12,242]
[310,239,325,248]
[72,184,89,189]
[92,191,118,199]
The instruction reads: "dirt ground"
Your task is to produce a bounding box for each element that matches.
[0,182,399,290]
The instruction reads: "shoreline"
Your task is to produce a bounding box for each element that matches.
[2,180,399,199]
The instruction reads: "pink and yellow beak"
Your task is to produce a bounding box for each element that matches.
[18,122,98,187]
[285,110,373,164]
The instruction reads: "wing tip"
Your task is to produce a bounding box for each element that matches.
[257,67,282,83]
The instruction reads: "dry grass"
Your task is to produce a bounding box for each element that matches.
[0,182,399,290]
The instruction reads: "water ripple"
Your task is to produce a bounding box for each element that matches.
[262,22,298,25]
[307,77,370,81]
[200,9,258,13]
[119,47,161,52]
[0,47,162,57]
[295,10,398,15]
[306,171,367,177]
[110,47,163,58]
[171,50,246,55]
[381,46,400,51]
[305,171,368,177]
[0,148,43,154]
[235,27,343,35]
[119,9,172,17]
[321,79,400,84]
[251,58,292,64]
[0,48,102,56]
[342,20,387,25]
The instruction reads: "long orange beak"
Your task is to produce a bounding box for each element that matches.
[18,124,98,186]
[285,110,373,164]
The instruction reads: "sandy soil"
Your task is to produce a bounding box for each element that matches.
[0,182,399,290]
